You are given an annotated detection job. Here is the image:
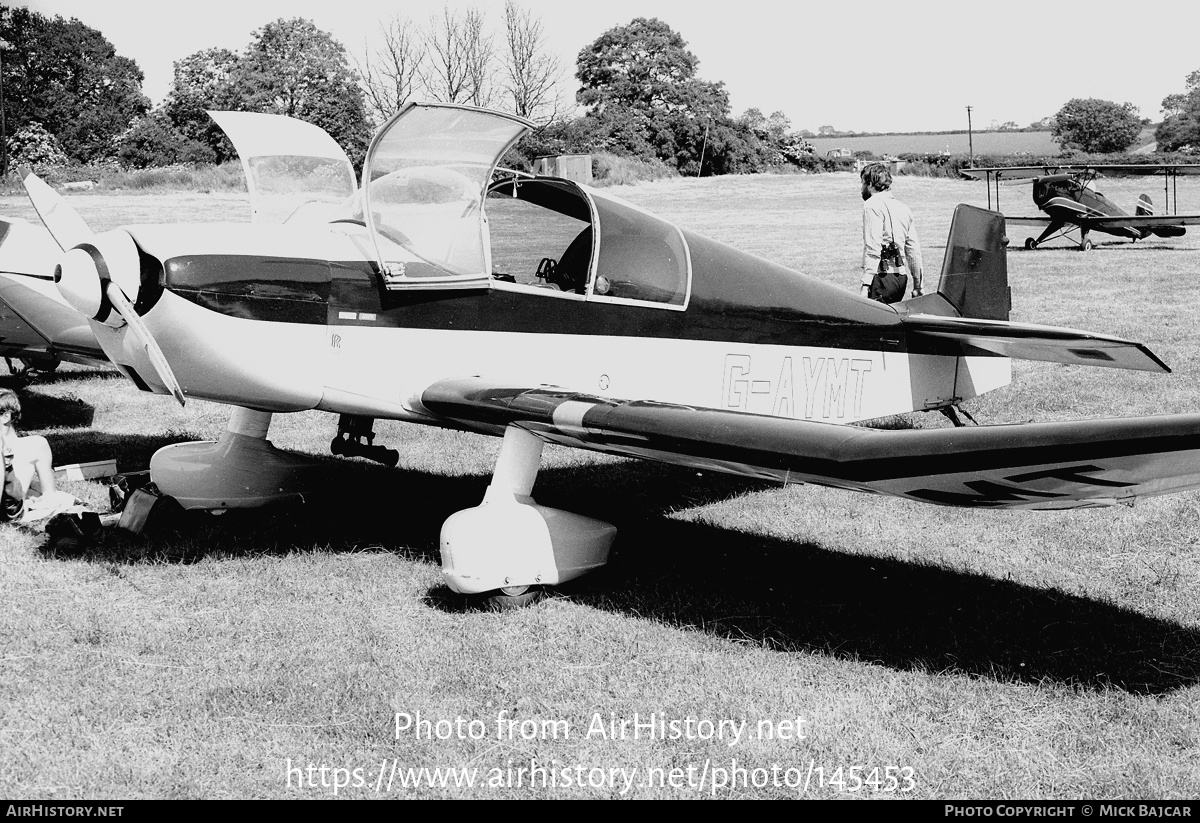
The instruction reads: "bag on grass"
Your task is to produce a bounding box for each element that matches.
[868,203,908,305]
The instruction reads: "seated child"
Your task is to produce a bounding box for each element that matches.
[0,388,75,522]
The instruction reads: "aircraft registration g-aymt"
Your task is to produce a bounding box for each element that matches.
[961,163,1200,251]
[4,102,1200,607]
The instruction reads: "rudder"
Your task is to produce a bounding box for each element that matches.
[921,203,1011,321]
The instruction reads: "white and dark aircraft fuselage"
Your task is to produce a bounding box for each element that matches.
[8,104,1200,604]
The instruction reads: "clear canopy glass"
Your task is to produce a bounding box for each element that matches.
[363,103,531,288]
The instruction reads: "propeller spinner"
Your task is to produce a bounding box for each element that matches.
[20,169,186,406]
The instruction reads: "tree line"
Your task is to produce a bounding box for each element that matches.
[0,4,1191,180]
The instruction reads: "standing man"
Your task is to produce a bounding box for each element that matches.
[860,162,924,302]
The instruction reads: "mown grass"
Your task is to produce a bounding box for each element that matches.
[0,177,1198,799]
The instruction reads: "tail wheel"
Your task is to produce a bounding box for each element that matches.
[1024,237,1038,250]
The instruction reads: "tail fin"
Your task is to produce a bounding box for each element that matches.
[902,203,1010,320]
[900,204,1168,374]
[1136,194,1153,216]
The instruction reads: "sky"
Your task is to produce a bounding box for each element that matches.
[17,0,1200,134]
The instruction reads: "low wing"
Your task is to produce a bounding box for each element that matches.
[422,378,1200,511]
[1000,212,1200,231]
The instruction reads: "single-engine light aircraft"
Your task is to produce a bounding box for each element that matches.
[10,103,1200,607]
[961,163,1200,250]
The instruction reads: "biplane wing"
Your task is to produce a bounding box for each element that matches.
[960,164,1200,181]
[959,166,1065,181]
[421,378,1200,510]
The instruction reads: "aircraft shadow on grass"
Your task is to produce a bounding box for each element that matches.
[38,430,1200,696]
[10,391,96,430]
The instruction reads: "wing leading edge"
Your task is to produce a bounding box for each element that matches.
[422,378,1200,510]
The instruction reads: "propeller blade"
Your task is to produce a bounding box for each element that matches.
[105,282,186,407]
[19,167,94,252]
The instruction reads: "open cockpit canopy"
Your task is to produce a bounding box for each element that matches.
[361,103,532,290]
[211,104,691,305]
[207,111,358,226]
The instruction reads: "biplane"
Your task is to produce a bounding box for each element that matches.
[8,102,1200,607]
[960,164,1200,250]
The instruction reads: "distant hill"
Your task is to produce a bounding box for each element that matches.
[806,131,1057,157]
[806,128,1157,158]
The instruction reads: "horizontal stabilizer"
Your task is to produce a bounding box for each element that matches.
[902,313,1169,372]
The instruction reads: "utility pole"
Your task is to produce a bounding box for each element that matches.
[966,105,974,167]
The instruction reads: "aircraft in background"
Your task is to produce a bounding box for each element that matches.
[0,218,106,376]
[11,103,1200,608]
[960,164,1200,250]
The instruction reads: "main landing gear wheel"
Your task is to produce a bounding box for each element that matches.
[1024,237,1038,250]
[1081,239,1093,252]
[482,585,545,611]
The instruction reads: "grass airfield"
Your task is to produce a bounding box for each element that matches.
[0,173,1198,799]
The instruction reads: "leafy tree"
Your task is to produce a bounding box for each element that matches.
[234,18,372,163]
[1156,69,1200,152]
[1052,98,1142,153]
[162,48,242,162]
[7,122,68,171]
[575,18,731,170]
[116,110,215,168]
[163,20,371,167]
[0,6,148,164]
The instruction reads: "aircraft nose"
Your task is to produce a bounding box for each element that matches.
[53,230,141,327]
